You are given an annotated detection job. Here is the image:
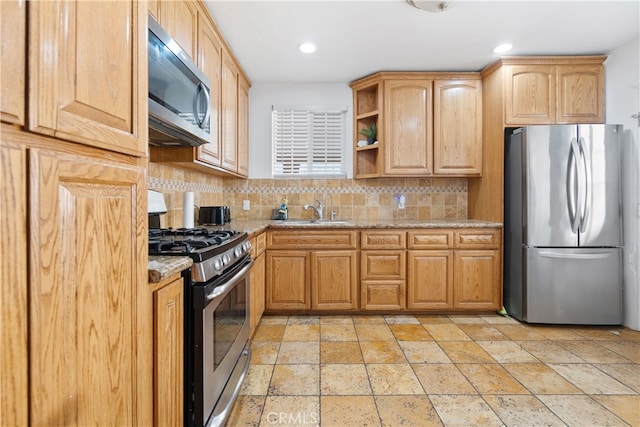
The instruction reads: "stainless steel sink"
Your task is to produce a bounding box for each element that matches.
[281,220,350,225]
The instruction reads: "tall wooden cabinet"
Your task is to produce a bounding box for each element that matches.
[0,1,151,425]
[351,72,482,178]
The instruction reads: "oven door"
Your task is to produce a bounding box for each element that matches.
[192,257,252,427]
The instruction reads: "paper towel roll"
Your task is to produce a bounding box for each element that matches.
[183,192,194,228]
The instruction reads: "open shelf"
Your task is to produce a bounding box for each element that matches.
[356,143,380,152]
[355,110,379,120]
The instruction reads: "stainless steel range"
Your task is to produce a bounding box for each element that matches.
[149,227,252,427]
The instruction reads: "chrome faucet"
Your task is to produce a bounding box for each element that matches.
[303,200,323,220]
[323,193,337,221]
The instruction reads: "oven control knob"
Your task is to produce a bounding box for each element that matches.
[214,258,222,271]
[243,241,251,252]
[234,247,242,258]
[222,254,231,266]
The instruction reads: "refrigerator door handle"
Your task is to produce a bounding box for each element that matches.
[578,136,591,233]
[567,137,581,233]
[538,250,616,260]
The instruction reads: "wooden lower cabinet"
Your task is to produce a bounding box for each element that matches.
[266,251,310,310]
[250,251,266,331]
[453,250,501,309]
[311,251,358,310]
[407,250,453,309]
[152,275,184,427]
[361,281,406,310]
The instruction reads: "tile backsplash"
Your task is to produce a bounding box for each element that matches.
[149,163,468,227]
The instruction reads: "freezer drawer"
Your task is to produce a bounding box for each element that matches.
[523,247,622,325]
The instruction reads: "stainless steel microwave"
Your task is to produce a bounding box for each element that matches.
[148,14,211,147]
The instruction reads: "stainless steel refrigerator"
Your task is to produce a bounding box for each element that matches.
[504,125,623,325]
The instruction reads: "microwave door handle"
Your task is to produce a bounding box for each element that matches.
[201,84,211,130]
[193,82,210,129]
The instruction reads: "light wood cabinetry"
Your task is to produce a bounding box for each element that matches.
[0,0,26,125]
[27,0,147,157]
[266,230,358,311]
[152,274,184,427]
[350,72,482,178]
[469,55,605,224]
[434,79,483,175]
[361,230,406,310]
[157,0,197,60]
[149,1,250,178]
[407,228,502,311]
[250,233,266,333]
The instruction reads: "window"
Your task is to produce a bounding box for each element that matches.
[272,106,347,177]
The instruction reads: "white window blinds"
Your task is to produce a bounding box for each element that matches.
[272,107,346,177]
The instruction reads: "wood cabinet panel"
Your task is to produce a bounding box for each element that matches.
[1,0,26,125]
[237,75,250,177]
[434,79,482,175]
[408,230,453,249]
[255,232,267,255]
[153,276,183,427]
[28,147,149,426]
[0,140,28,426]
[147,0,159,20]
[361,251,406,280]
[250,252,266,331]
[361,281,405,310]
[196,13,223,166]
[453,250,501,310]
[159,0,197,60]
[505,65,556,124]
[312,251,358,310]
[384,79,433,175]
[221,52,238,172]
[361,230,406,249]
[266,251,310,310]
[454,229,500,249]
[267,230,357,250]
[28,1,147,156]
[556,65,604,123]
[407,250,453,309]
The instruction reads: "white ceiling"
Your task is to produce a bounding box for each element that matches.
[204,0,639,84]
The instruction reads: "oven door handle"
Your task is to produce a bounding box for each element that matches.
[205,261,253,302]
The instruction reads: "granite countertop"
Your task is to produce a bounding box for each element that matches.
[148,219,502,282]
[148,256,193,283]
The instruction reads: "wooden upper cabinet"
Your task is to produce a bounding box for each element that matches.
[503,59,605,125]
[28,1,147,156]
[28,147,149,426]
[384,79,433,175]
[147,0,159,21]
[196,12,223,167]
[505,65,556,124]
[1,0,26,125]
[158,0,197,60]
[433,79,482,175]
[556,64,604,123]
[221,52,239,172]
[237,75,250,177]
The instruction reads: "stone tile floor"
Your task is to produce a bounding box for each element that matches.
[226,314,640,426]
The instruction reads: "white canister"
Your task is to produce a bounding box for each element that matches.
[183,192,195,228]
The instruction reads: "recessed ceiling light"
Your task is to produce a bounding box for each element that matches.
[493,43,513,54]
[298,43,316,54]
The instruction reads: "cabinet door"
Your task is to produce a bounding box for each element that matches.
[28,148,149,425]
[237,75,250,177]
[311,251,358,310]
[434,80,482,175]
[453,250,501,310]
[0,139,28,426]
[28,1,147,156]
[196,13,223,166]
[407,250,453,309]
[361,281,406,310]
[384,80,433,175]
[221,52,239,172]
[153,277,184,427]
[505,65,556,125]
[250,252,266,332]
[0,0,26,125]
[266,251,310,310]
[158,0,197,60]
[556,65,604,124]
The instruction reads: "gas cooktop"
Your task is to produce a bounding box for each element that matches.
[148,227,245,262]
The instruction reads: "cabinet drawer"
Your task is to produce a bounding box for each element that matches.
[361,281,406,310]
[361,230,406,249]
[361,251,406,280]
[454,229,500,249]
[267,230,357,250]
[408,230,453,249]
